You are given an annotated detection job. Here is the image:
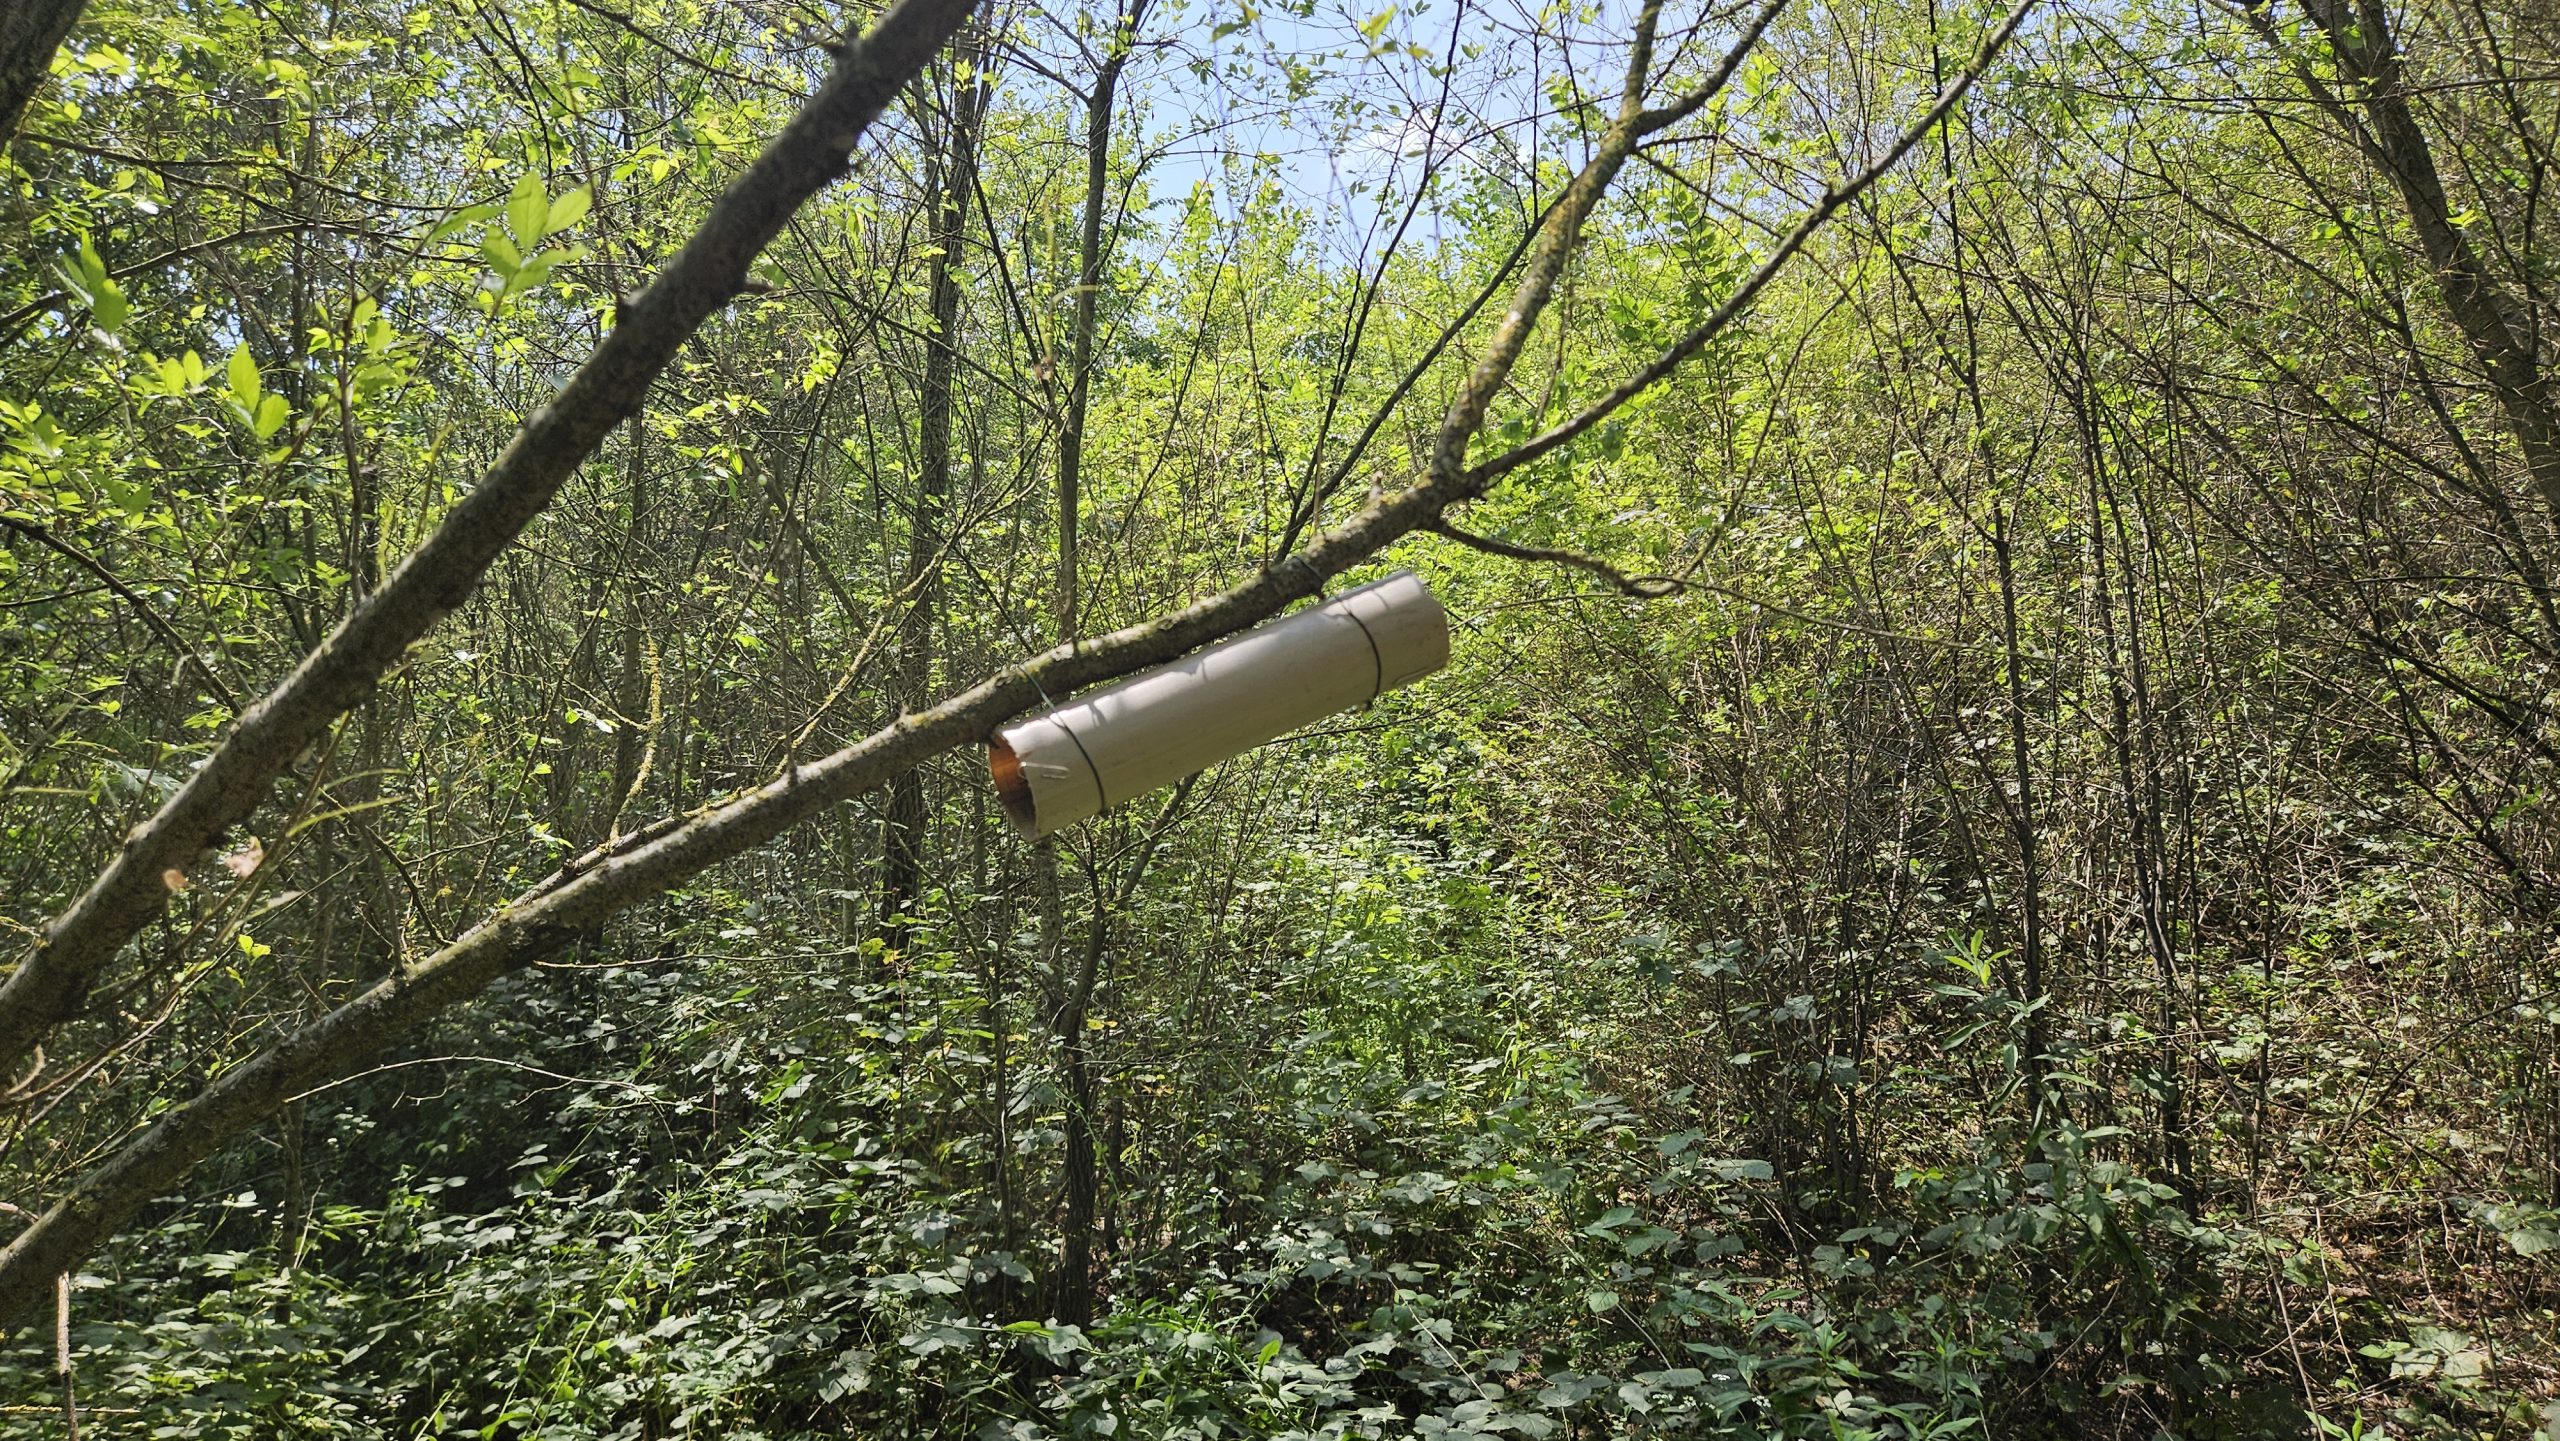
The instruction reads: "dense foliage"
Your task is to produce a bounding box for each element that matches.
[4,0,2558,1435]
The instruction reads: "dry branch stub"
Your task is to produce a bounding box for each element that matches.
[988,570,1450,837]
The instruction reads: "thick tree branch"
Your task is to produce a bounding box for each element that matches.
[1628,0,1793,139]
[1423,0,1668,487]
[0,0,82,156]
[0,0,979,1080]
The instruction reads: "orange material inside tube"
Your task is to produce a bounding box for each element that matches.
[987,734,1038,835]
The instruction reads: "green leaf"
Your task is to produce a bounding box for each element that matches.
[51,261,92,308]
[546,184,592,234]
[103,475,150,516]
[252,393,289,442]
[510,250,561,294]
[423,202,500,248]
[2476,1202,2560,1256]
[90,278,127,332]
[505,173,549,245]
[1585,1289,1617,1313]
[481,230,522,277]
[226,345,262,409]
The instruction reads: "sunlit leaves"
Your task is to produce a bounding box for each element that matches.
[253,55,313,105]
[135,349,212,400]
[222,345,289,443]
[504,174,551,245]
[52,237,128,334]
[476,174,594,314]
[224,343,258,413]
[1210,3,1260,42]
[545,184,594,234]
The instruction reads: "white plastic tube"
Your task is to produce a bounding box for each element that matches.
[988,571,1450,838]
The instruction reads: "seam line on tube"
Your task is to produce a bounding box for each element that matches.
[1055,718,1107,812]
[1341,606,1387,704]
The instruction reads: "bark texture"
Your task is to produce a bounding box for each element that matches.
[0,0,83,154]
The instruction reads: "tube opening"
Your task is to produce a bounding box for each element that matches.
[987,733,1040,838]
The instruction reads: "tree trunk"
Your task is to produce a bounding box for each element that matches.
[1047,0,1148,1326]
[881,40,989,955]
[605,418,654,840]
[2293,0,2560,534]
[1056,0,1148,640]
[0,0,82,155]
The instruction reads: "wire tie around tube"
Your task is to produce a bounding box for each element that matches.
[1341,604,1387,706]
[1054,717,1107,811]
